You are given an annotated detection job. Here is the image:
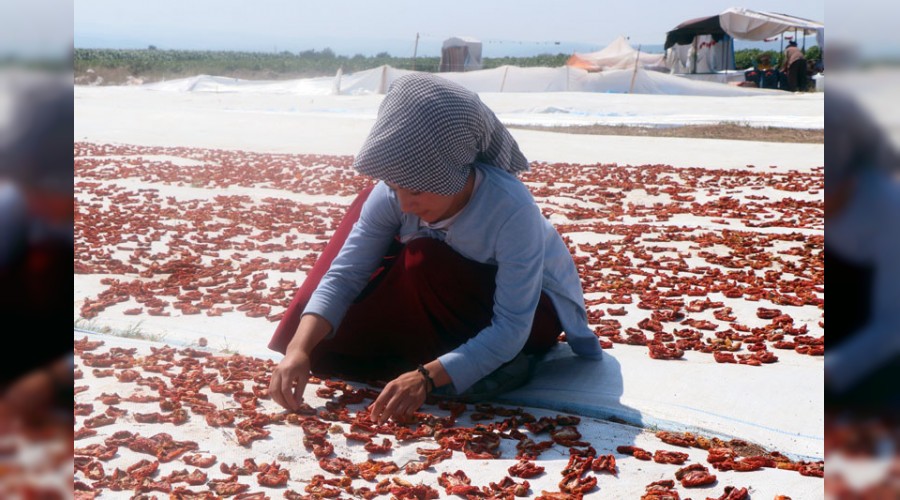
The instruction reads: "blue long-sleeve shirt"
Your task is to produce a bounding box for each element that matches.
[305,163,602,392]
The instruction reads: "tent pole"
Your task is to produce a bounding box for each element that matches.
[721,37,727,74]
[412,32,419,71]
[629,44,641,93]
[779,33,785,69]
[725,35,733,73]
[728,35,733,72]
[691,37,697,74]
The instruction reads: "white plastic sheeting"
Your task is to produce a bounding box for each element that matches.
[500,344,823,461]
[73,333,824,498]
[145,65,781,97]
[143,73,339,95]
[75,85,825,159]
[567,36,666,71]
[665,35,733,74]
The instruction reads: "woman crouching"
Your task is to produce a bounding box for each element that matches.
[268,74,602,424]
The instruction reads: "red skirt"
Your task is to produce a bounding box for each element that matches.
[269,185,561,381]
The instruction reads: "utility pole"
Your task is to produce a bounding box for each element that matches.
[412,32,420,71]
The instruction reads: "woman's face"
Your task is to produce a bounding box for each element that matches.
[387,182,460,223]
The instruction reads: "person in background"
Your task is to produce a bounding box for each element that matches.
[757,53,774,70]
[268,74,603,424]
[781,41,808,91]
[824,90,900,398]
[756,53,781,89]
[807,58,821,76]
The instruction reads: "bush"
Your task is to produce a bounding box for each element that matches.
[805,45,821,63]
[734,49,781,70]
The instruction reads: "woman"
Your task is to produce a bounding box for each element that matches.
[823,91,900,397]
[268,74,602,424]
[781,41,807,92]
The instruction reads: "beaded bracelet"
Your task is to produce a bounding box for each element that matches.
[416,364,435,393]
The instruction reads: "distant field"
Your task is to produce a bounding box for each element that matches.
[74,48,569,85]
[74,47,815,85]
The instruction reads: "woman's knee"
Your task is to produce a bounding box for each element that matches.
[401,238,454,274]
[400,237,494,289]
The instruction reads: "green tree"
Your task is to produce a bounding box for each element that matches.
[805,45,822,62]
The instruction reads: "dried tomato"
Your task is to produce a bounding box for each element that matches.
[709,486,749,500]
[641,479,679,500]
[508,459,545,478]
[590,454,617,475]
[208,478,250,496]
[653,450,689,465]
[656,431,696,447]
[235,426,270,447]
[675,463,717,487]
[558,471,597,495]
[364,438,393,454]
[256,463,290,487]
[617,445,652,461]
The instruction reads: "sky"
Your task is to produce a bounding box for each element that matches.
[1,0,73,58]
[73,0,826,57]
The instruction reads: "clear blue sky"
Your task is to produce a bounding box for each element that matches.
[73,1,825,56]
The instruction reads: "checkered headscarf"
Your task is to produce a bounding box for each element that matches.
[353,73,529,195]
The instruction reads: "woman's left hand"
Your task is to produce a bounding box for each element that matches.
[368,370,428,424]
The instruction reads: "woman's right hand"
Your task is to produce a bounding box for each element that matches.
[269,350,312,411]
[268,313,333,411]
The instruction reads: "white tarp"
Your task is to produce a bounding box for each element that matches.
[665,35,731,74]
[145,65,783,97]
[567,36,666,71]
[142,66,778,96]
[719,7,824,41]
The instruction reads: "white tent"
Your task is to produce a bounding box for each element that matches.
[664,7,824,75]
[718,8,824,48]
[439,36,483,72]
[567,36,666,72]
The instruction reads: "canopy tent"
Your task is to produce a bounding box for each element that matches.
[566,36,665,72]
[439,36,483,72]
[665,8,824,49]
[664,7,824,75]
[719,8,824,48]
[665,14,726,50]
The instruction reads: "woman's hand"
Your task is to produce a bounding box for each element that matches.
[269,350,312,411]
[268,313,333,411]
[368,370,428,424]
